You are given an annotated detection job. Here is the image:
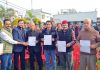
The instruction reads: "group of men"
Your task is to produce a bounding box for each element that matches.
[0,18,100,70]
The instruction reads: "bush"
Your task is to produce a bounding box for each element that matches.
[12,18,29,26]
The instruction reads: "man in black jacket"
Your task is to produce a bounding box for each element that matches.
[26,22,43,70]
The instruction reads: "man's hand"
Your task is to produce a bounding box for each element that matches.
[66,43,71,47]
[90,44,97,49]
[41,38,44,41]
[77,42,81,47]
[52,38,55,41]
[41,42,44,46]
[17,42,22,44]
[36,41,38,43]
[22,42,28,46]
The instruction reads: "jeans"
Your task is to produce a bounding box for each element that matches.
[1,53,12,70]
[59,52,73,70]
[66,52,73,70]
[44,50,56,70]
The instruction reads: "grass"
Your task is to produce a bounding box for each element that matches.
[97,60,100,69]
[11,60,100,70]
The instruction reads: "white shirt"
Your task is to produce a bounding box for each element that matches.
[0,31,18,44]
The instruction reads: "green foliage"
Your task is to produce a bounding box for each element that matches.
[0,5,5,18]
[6,8,15,18]
[26,10,33,20]
[33,17,42,27]
[0,5,16,19]
[12,18,28,26]
[0,20,3,29]
[33,17,42,24]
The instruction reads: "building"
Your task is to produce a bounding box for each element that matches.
[0,0,26,18]
[32,9,53,23]
[53,10,97,25]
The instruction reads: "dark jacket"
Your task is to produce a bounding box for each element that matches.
[41,28,57,50]
[26,30,41,52]
[57,29,75,52]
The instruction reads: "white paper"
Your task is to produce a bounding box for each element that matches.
[28,36,36,46]
[80,40,90,53]
[57,41,66,52]
[0,43,3,55]
[44,35,52,45]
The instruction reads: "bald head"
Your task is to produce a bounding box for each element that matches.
[83,18,92,30]
[84,18,92,25]
[30,21,36,30]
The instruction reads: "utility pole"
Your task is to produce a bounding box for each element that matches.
[31,0,33,10]
[5,0,8,11]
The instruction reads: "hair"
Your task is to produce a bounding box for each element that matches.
[3,19,11,25]
[18,19,24,23]
[57,23,61,26]
[46,20,52,25]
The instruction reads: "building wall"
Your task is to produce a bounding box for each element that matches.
[53,11,97,23]
[32,10,52,23]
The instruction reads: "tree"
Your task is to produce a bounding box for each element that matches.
[5,8,15,18]
[25,10,34,20]
[0,5,16,19]
[33,17,42,27]
[25,10,42,27]
[0,5,5,19]
[0,20,3,29]
[12,18,28,26]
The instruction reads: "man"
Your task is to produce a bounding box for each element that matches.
[56,23,62,31]
[41,20,57,70]
[12,19,27,70]
[95,23,100,34]
[77,18,100,70]
[0,19,25,70]
[74,22,81,38]
[26,22,43,70]
[57,20,76,70]
[56,23,62,66]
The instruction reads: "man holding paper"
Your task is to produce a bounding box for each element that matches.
[41,20,57,70]
[77,18,100,70]
[57,20,76,70]
[12,19,28,70]
[26,21,43,70]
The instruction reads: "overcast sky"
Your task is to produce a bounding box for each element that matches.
[7,0,100,16]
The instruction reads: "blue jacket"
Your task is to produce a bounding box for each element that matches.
[12,26,26,52]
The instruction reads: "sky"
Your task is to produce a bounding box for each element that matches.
[6,0,100,17]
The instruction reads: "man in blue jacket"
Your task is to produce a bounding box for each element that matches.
[12,19,27,70]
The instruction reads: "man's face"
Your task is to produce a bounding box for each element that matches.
[4,21,11,29]
[75,23,80,27]
[62,24,68,30]
[57,24,62,30]
[30,23,36,30]
[46,22,52,29]
[18,21,24,28]
[83,20,91,30]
